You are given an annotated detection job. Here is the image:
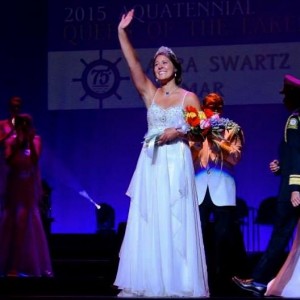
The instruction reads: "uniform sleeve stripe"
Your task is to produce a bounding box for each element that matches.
[289,178,300,185]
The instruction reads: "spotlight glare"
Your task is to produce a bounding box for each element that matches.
[79,190,101,209]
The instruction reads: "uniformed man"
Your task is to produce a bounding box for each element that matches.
[233,74,300,295]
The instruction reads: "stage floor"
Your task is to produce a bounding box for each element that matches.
[1,276,299,300]
[0,234,297,300]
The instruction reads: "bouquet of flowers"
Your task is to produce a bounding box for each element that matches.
[208,114,243,154]
[209,115,241,140]
[183,106,242,145]
[183,106,210,141]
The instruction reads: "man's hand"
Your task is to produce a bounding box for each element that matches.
[270,159,280,173]
[291,191,300,207]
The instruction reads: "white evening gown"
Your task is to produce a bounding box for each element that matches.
[265,220,300,297]
[114,92,209,297]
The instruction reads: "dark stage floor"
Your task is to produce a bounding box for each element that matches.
[0,234,297,300]
[0,276,298,300]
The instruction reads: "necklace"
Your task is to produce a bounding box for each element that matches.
[164,86,178,96]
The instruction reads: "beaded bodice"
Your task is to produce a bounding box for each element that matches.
[146,102,184,137]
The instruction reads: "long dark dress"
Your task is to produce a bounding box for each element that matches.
[0,135,52,277]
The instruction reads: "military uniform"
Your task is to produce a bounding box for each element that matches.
[232,74,300,295]
[251,110,300,284]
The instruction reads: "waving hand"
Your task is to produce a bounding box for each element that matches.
[118,9,134,30]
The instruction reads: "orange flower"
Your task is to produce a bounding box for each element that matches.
[185,106,201,127]
[183,106,208,141]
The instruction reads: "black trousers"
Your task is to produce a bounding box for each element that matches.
[199,188,249,294]
[252,200,300,284]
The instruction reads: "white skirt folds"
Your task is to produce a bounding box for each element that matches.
[114,140,209,297]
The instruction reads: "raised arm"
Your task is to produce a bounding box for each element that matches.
[118,9,156,106]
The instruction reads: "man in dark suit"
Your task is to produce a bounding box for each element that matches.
[233,74,300,295]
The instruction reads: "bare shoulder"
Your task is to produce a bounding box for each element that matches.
[182,89,201,109]
[32,135,42,145]
[34,135,41,142]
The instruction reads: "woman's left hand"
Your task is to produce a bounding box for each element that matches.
[118,9,134,30]
[158,128,179,145]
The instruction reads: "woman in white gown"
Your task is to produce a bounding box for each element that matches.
[265,220,300,297]
[114,9,209,298]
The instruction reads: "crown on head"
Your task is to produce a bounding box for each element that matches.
[154,46,176,59]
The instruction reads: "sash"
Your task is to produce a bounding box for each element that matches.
[144,133,161,164]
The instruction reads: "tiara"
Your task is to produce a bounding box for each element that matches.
[154,46,176,59]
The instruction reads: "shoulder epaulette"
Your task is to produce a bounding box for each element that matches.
[284,114,300,142]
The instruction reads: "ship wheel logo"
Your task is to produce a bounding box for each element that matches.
[73,50,129,108]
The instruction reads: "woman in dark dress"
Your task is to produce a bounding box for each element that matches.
[0,114,52,277]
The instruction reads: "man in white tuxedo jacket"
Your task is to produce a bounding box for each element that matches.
[190,93,247,296]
